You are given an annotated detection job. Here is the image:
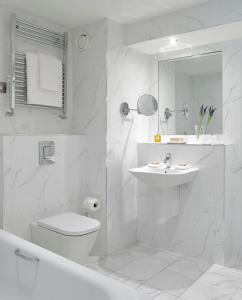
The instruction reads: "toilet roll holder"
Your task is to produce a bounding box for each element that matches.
[83,197,100,216]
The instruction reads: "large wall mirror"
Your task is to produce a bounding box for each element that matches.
[158,51,222,135]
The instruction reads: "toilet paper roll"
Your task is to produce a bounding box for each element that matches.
[83,197,100,212]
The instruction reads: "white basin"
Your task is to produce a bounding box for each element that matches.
[129,166,199,188]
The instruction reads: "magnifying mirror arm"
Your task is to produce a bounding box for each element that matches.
[169,109,184,113]
[164,104,189,120]
[120,103,139,117]
[120,95,158,117]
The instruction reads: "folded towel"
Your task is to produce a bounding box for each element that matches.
[38,52,62,92]
[26,52,62,107]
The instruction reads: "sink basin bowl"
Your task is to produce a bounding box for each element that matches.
[129,166,199,188]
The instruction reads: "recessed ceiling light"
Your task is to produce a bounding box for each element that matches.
[159,37,192,53]
[169,36,177,46]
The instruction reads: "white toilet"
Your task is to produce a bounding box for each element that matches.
[30,212,100,264]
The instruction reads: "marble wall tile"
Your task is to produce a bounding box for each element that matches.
[2,134,86,241]
[137,143,225,264]
[123,19,242,269]
[222,40,242,269]
[72,20,108,255]
[106,21,153,254]
[0,137,3,229]
[64,135,87,212]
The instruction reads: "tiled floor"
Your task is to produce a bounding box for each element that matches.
[83,243,242,300]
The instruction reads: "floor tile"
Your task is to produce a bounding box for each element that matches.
[153,293,183,300]
[145,256,210,296]
[230,288,242,300]
[85,244,242,300]
[181,265,242,300]
[98,244,150,272]
[137,284,162,298]
[116,257,165,283]
[145,267,195,297]
[108,272,141,288]
[115,248,185,284]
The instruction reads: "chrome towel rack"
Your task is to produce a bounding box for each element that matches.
[6,13,68,119]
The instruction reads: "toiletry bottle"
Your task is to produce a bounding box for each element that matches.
[154,133,162,143]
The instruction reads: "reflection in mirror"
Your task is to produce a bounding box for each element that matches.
[158,52,222,135]
[137,94,158,116]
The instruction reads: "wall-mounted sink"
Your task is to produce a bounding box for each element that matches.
[129,166,199,188]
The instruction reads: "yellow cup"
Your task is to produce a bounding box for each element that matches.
[154,133,162,143]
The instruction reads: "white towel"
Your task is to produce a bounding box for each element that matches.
[38,52,62,92]
[26,52,62,107]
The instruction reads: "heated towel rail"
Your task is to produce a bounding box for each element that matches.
[7,13,68,119]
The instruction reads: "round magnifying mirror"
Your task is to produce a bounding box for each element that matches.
[137,94,158,116]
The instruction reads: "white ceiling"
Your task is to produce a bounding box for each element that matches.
[0,0,211,27]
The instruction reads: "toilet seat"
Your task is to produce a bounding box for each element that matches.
[37,212,100,236]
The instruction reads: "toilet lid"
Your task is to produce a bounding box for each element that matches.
[37,212,101,236]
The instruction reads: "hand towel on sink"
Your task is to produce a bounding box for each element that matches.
[38,52,62,93]
[26,52,62,107]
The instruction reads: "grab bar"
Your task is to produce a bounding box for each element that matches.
[14,249,40,262]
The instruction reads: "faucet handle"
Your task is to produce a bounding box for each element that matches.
[163,152,171,160]
[163,152,172,167]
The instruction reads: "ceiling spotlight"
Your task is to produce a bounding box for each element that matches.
[169,36,177,46]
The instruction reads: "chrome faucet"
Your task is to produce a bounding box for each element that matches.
[163,153,172,168]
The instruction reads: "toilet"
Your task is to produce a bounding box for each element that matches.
[30,212,100,264]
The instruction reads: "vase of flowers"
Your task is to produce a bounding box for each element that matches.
[196,104,216,139]
[196,105,207,139]
[205,106,217,134]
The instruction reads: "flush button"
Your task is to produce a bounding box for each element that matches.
[43,146,53,158]
[39,141,55,165]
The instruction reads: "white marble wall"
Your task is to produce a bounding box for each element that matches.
[137,143,225,264]
[106,20,152,254]
[136,39,242,268]
[2,134,86,241]
[0,138,3,230]
[71,19,159,256]
[222,40,242,269]
[72,20,108,255]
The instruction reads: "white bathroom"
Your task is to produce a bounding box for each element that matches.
[0,0,242,299]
